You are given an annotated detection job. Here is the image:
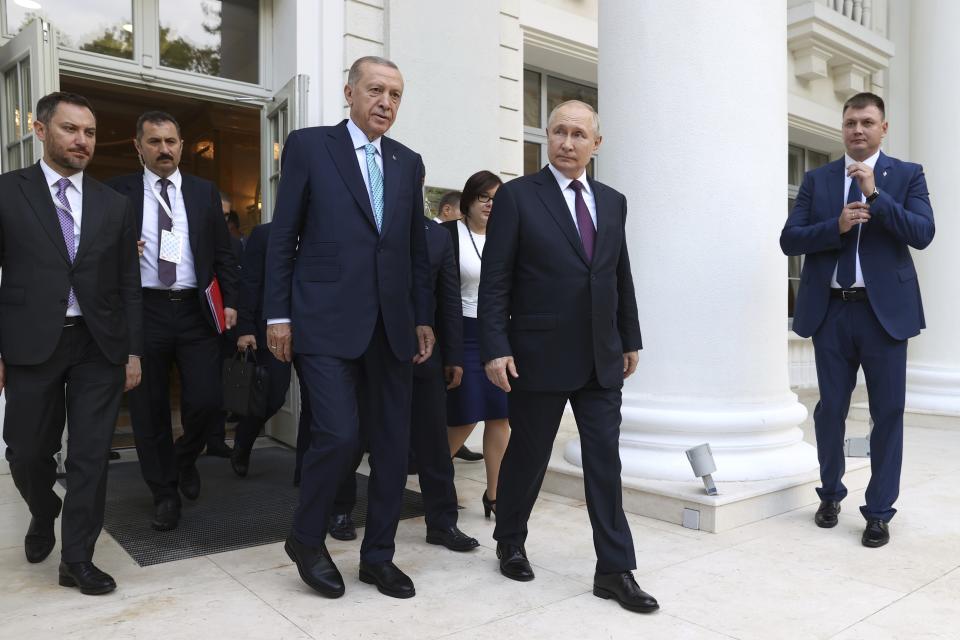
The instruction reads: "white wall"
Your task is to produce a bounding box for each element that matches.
[386,0,501,192]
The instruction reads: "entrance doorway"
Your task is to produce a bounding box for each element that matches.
[59,75,262,449]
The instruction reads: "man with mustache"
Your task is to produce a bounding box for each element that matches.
[0,92,142,594]
[106,112,239,532]
[781,92,935,547]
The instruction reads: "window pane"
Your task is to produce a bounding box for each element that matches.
[5,69,19,142]
[806,149,830,170]
[5,1,134,60]
[523,69,541,128]
[523,141,540,175]
[787,198,801,318]
[586,157,595,179]
[159,0,260,84]
[788,145,803,186]
[546,76,597,115]
[20,59,32,135]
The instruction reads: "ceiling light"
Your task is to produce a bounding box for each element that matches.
[15,0,43,10]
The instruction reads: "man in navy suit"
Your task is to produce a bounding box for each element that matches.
[106,111,239,533]
[781,92,934,548]
[479,100,658,614]
[264,56,434,599]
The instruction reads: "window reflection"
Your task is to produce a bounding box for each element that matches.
[4,0,133,60]
[159,0,259,84]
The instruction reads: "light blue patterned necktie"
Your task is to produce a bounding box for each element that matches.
[365,143,384,232]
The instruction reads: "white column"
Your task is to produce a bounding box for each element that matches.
[904,0,960,418]
[566,0,818,481]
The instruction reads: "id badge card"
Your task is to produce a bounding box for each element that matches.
[159,229,184,264]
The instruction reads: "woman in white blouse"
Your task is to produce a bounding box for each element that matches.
[443,170,509,517]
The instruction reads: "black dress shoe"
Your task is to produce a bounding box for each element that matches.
[58,561,116,595]
[814,500,841,528]
[178,465,201,501]
[25,517,56,563]
[426,526,479,552]
[231,447,251,477]
[454,445,483,462]
[205,441,233,458]
[358,560,415,598]
[152,498,181,532]
[593,571,659,613]
[496,543,534,581]
[327,513,357,541]
[284,535,345,598]
[862,519,890,548]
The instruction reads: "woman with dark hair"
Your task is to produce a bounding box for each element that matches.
[443,170,509,517]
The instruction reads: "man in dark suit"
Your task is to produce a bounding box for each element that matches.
[781,92,934,548]
[0,92,142,594]
[106,111,239,532]
[333,217,478,552]
[231,222,311,479]
[479,100,658,614]
[264,56,434,599]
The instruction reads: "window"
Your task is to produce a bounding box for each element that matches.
[159,0,259,84]
[523,67,597,177]
[4,0,134,60]
[3,54,33,169]
[787,144,831,319]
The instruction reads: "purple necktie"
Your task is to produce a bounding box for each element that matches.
[157,177,177,287]
[54,178,77,308]
[837,179,863,288]
[569,179,595,262]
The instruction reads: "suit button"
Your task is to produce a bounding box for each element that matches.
[590,275,596,281]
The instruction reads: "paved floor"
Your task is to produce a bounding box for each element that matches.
[1,390,958,639]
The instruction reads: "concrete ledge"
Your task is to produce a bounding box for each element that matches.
[543,447,872,533]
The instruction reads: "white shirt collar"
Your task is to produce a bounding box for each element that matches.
[547,163,591,195]
[39,158,83,194]
[844,149,881,171]
[144,166,182,190]
[347,118,382,155]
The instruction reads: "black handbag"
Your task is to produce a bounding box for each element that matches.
[222,347,269,418]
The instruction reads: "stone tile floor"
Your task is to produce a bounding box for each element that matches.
[1,389,958,639]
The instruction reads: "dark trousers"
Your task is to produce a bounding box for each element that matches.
[294,317,413,563]
[130,291,222,504]
[206,327,239,448]
[493,375,636,574]
[812,297,907,522]
[3,323,124,562]
[335,369,460,530]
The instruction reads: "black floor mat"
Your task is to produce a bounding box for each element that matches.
[90,446,425,567]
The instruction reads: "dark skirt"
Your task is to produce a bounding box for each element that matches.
[446,316,509,425]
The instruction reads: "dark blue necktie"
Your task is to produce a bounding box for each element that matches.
[837,179,863,288]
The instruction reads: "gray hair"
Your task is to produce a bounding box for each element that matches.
[546,100,601,137]
[347,56,400,87]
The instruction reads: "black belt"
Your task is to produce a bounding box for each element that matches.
[64,316,85,328]
[143,288,197,302]
[830,288,867,302]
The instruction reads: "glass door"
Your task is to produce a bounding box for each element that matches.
[261,74,307,447]
[0,18,59,173]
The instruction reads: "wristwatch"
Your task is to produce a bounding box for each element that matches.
[866,188,880,204]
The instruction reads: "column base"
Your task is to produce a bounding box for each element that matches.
[849,365,960,429]
[545,444,871,533]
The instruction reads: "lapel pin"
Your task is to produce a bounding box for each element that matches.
[882,170,887,177]
[392,154,397,161]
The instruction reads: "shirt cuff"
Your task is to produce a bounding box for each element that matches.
[267,318,292,325]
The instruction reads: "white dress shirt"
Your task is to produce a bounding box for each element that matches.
[140,167,197,289]
[456,220,485,318]
[40,159,83,317]
[547,163,598,233]
[268,119,384,326]
[831,149,880,288]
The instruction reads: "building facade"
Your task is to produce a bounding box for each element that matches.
[0,1,956,512]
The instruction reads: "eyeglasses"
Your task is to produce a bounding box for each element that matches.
[477,194,494,203]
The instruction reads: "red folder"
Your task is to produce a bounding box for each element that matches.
[205,277,226,334]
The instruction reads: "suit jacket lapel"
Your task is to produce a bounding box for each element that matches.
[379,136,401,238]
[534,167,589,266]
[73,176,105,265]
[19,163,71,264]
[326,121,378,232]
[179,173,204,265]
[588,177,610,268]
[130,172,145,236]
